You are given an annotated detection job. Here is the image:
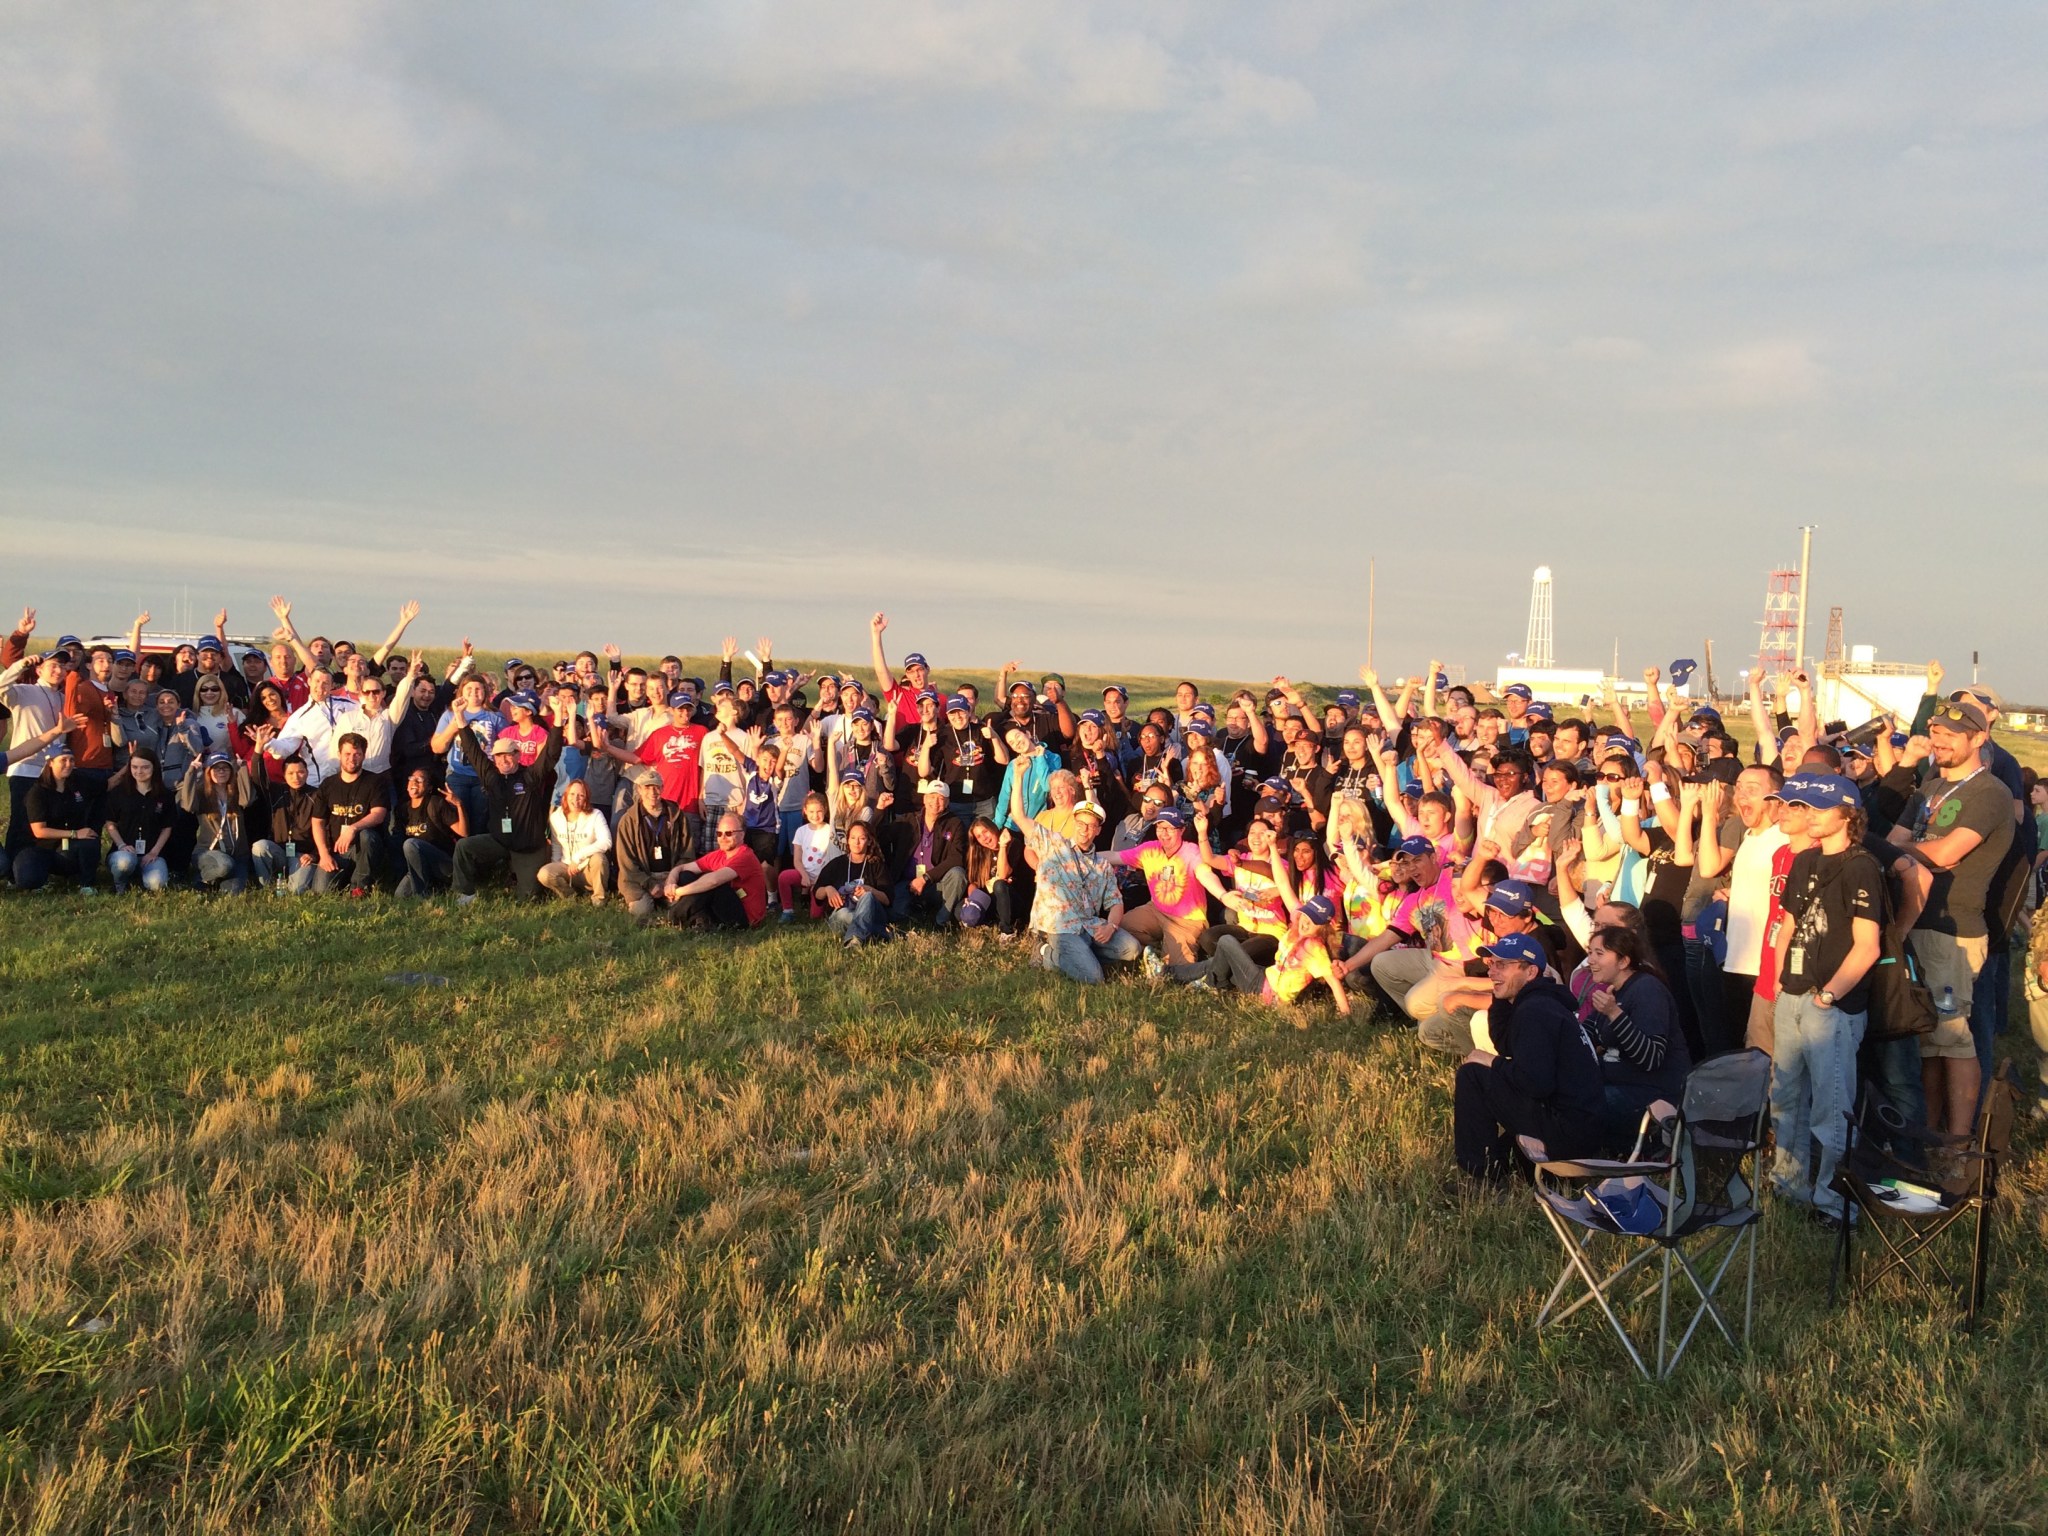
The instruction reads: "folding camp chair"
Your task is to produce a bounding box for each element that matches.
[1830,1060,2021,1328]
[1521,1049,1772,1380]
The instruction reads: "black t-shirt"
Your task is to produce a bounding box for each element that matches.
[26,778,99,835]
[315,770,390,832]
[1779,843,1885,1012]
[103,782,172,846]
[1910,770,2016,938]
[394,795,460,853]
[269,785,322,850]
[1637,825,1691,950]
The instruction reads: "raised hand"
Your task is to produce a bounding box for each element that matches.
[1358,666,1379,690]
[1925,659,1945,694]
[16,607,35,635]
[756,636,773,661]
[212,607,228,630]
[132,610,150,631]
[398,599,421,625]
[1642,665,1660,688]
[602,642,622,663]
[720,636,738,663]
[269,595,292,623]
[460,637,474,658]
[56,711,85,733]
[409,649,426,674]
[870,612,888,635]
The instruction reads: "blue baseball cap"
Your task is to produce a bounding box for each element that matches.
[1336,690,1360,708]
[1524,702,1554,721]
[1299,894,1337,925]
[196,636,224,654]
[1669,658,1699,687]
[760,670,784,686]
[945,694,971,714]
[1486,879,1540,917]
[1102,683,1128,700]
[1890,730,1909,750]
[1394,834,1437,858]
[849,707,877,724]
[112,648,135,663]
[1190,701,1216,718]
[915,687,939,705]
[1503,683,1534,701]
[838,766,866,784]
[203,750,235,769]
[1781,773,1862,811]
[1151,807,1190,830]
[1078,708,1108,727]
[1479,933,1546,968]
[710,681,735,696]
[505,689,541,713]
[903,652,928,669]
[1688,705,1723,724]
[58,633,82,648]
[666,689,694,707]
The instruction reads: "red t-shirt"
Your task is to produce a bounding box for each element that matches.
[638,723,709,811]
[272,672,311,710]
[1754,842,1799,1004]
[698,845,768,926]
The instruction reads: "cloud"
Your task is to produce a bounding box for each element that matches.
[1692,339,1827,409]
[189,0,493,196]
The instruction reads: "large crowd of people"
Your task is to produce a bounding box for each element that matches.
[5,599,2044,1210]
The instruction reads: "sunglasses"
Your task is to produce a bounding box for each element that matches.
[715,830,741,840]
[1599,773,1626,783]
[1930,704,1979,728]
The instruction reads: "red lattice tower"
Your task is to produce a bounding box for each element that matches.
[1757,568,1801,676]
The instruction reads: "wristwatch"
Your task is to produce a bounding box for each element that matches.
[1815,989,1836,1009]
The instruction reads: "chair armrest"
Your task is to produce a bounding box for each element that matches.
[1537,1156,1675,1180]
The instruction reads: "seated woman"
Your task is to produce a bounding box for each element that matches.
[1453,933,1608,1184]
[14,743,102,892]
[1582,923,1692,1148]
[1187,880,1352,1021]
[954,815,1005,929]
[102,748,175,893]
[815,820,895,947]
[538,778,612,905]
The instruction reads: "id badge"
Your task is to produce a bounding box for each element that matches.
[654,845,663,861]
[1787,944,1806,975]
[961,777,973,794]
[500,816,513,835]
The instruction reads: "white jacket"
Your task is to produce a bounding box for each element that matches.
[550,807,613,867]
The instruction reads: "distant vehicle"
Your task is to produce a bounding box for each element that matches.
[86,632,271,671]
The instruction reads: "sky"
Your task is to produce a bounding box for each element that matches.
[4,2,2046,694]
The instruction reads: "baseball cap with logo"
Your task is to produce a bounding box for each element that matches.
[1478,933,1546,967]
[1299,894,1337,925]
[1486,879,1539,917]
[1395,834,1437,859]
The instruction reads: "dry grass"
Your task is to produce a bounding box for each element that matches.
[2,896,2045,1533]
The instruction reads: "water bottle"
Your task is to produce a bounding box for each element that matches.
[1937,986,1957,1018]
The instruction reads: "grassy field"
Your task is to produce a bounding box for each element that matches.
[3,893,2045,1533]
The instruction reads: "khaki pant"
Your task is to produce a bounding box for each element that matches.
[1119,904,1206,965]
[1909,929,1989,1060]
[537,856,608,905]
[1372,947,1478,1052]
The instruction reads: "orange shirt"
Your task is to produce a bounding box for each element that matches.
[64,673,115,771]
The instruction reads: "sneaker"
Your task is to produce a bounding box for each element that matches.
[455,892,477,907]
[1140,946,1165,981]
[347,886,368,899]
[1037,940,1055,969]
[78,886,98,897]
[779,910,798,924]
[1187,974,1214,992]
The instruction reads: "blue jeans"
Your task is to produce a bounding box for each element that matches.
[397,837,454,897]
[252,839,319,893]
[1049,925,1142,983]
[107,847,170,893]
[1971,945,2009,1087]
[449,778,487,839]
[313,826,390,893]
[826,889,892,942]
[13,835,101,890]
[1862,1031,1929,1149]
[1771,991,1866,1219]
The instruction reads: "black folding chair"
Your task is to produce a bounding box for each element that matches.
[1522,1049,1772,1380]
[1830,1060,2021,1328]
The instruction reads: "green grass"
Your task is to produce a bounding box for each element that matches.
[2,894,2045,1533]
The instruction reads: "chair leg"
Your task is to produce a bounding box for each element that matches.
[1830,1190,1853,1306]
[1968,1199,1993,1328]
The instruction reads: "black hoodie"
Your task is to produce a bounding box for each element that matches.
[1494,975,1605,1120]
